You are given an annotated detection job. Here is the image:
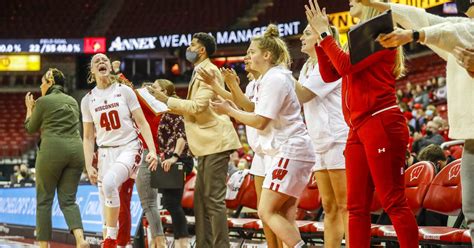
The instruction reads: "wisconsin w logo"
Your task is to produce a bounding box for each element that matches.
[410,165,424,182]
[272,169,288,181]
[448,164,461,181]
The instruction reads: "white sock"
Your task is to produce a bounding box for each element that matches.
[106,226,118,240]
[294,240,306,248]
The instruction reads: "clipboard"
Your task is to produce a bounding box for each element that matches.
[136,88,169,115]
[150,161,185,189]
[348,10,394,65]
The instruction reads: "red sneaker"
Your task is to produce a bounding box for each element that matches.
[103,238,117,248]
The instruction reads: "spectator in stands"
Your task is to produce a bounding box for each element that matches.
[24,68,89,248]
[307,0,419,247]
[412,121,445,154]
[425,104,437,119]
[357,1,474,241]
[409,104,426,132]
[413,84,430,108]
[18,165,34,184]
[147,33,241,248]
[403,82,414,100]
[433,77,447,101]
[433,116,448,131]
[295,24,349,248]
[417,144,447,173]
[9,164,21,184]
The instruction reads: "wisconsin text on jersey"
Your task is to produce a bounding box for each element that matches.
[95,102,120,112]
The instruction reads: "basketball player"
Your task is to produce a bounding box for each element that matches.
[81,53,158,248]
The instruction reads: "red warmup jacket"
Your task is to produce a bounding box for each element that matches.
[315,36,398,130]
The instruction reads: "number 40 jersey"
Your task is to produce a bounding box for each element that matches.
[81,82,141,147]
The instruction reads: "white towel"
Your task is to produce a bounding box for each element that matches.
[225,169,250,200]
[136,88,169,115]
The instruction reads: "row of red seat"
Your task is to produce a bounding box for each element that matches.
[0,93,40,157]
[0,0,101,38]
[157,159,471,246]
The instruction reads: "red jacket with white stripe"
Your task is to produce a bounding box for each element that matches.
[315,36,399,130]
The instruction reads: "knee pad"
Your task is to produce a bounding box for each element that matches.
[102,172,121,208]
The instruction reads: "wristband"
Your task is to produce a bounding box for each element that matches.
[412,30,420,42]
[320,31,329,39]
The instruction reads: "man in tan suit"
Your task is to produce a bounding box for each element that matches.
[148,32,241,248]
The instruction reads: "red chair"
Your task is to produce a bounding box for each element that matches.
[228,177,260,230]
[181,174,196,210]
[293,179,324,235]
[450,146,464,160]
[373,161,435,239]
[226,173,252,210]
[416,159,466,244]
[461,230,472,244]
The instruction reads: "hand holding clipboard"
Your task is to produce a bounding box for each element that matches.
[348,10,394,64]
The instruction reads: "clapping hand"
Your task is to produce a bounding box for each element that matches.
[25,92,36,110]
[220,68,240,89]
[210,96,237,115]
[197,68,220,88]
[305,0,330,36]
[112,60,121,73]
[453,46,474,73]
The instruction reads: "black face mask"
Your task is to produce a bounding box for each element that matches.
[20,171,28,178]
[426,130,433,136]
[456,0,474,13]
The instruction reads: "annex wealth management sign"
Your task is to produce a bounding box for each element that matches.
[107,21,302,52]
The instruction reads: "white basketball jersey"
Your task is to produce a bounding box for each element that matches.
[81,83,141,147]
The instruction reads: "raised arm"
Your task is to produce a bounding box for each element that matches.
[24,93,43,134]
[222,68,255,112]
[210,99,271,130]
[318,36,393,76]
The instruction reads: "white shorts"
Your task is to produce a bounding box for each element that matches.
[262,157,313,198]
[97,139,143,183]
[312,143,346,172]
[249,153,273,177]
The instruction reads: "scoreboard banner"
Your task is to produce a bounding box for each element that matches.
[0,37,106,54]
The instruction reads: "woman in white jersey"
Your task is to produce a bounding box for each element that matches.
[199,58,283,247]
[295,25,349,248]
[81,53,158,248]
[209,25,315,248]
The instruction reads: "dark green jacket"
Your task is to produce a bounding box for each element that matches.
[25,85,81,139]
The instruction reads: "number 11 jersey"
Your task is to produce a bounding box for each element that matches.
[81,83,141,147]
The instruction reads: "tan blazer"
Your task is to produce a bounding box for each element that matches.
[167,59,242,156]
